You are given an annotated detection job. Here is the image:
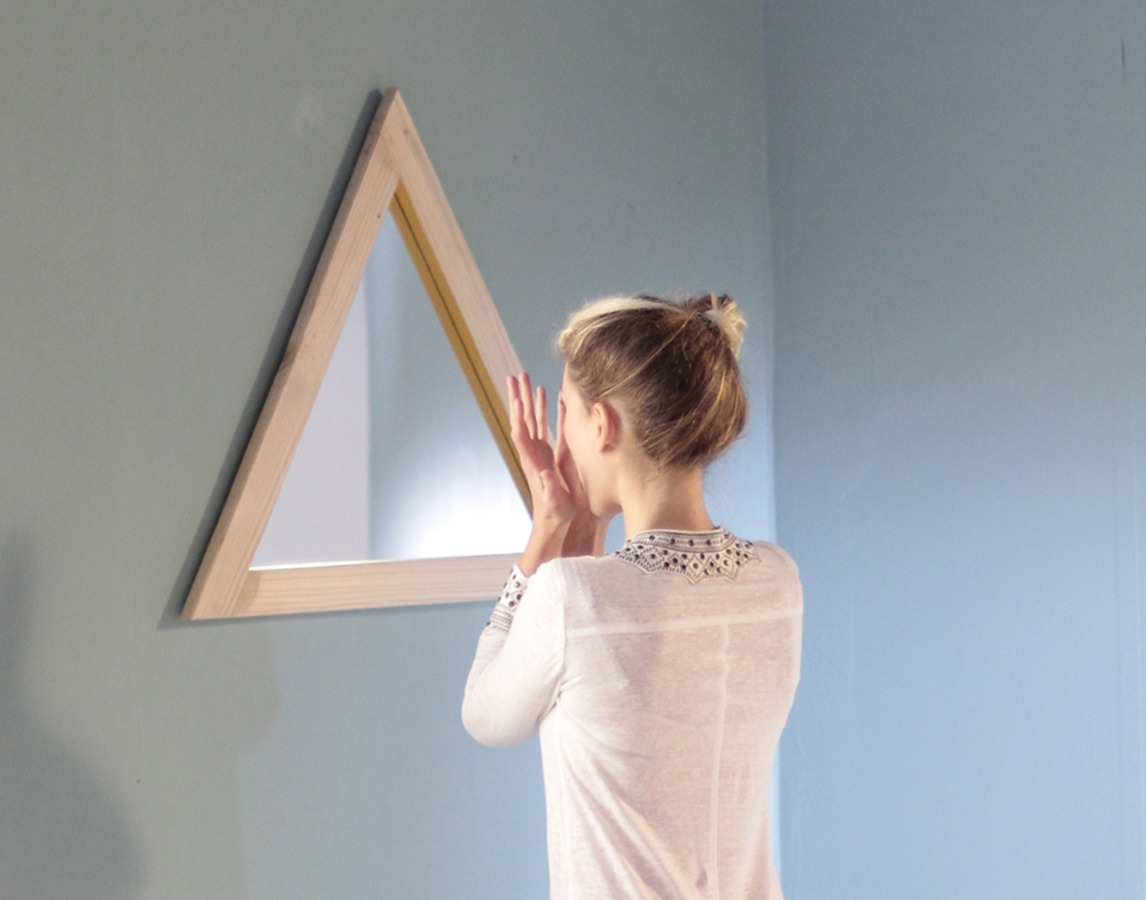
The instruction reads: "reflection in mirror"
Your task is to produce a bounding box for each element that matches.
[251,281,371,567]
[253,212,531,569]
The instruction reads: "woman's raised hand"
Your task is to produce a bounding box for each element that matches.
[508,372,577,527]
[510,372,605,574]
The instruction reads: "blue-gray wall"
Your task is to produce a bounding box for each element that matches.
[0,2,770,897]
[13,2,1135,896]
[767,3,1146,897]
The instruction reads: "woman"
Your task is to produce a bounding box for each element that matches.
[462,294,802,899]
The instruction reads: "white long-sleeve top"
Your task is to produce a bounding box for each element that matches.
[462,528,802,899]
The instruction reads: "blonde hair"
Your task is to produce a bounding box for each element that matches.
[557,293,748,469]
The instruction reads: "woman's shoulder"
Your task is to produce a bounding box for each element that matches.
[753,540,800,578]
[531,552,620,586]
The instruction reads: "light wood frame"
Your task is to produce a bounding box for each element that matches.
[183,89,528,620]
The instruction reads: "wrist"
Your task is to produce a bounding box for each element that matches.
[518,520,570,577]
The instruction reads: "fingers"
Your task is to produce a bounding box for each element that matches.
[508,373,536,438]
[519,372,535,438]
[507,375,526,444]
[535,386,549,443]
[507,372,552,442]
[555,392,567,453]
[554,393,575,476]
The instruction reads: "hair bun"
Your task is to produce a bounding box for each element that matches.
[688,294,746,359]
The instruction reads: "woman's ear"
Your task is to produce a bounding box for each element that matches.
[592,400,621,452]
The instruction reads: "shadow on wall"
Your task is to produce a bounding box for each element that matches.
[0,533,140,896]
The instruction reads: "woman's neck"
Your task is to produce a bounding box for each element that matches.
[618,464,713,539]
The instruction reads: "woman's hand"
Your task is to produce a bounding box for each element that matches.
[509,372,604,574]
[508,373,577,528]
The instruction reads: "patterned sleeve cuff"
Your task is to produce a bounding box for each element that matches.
[486,566,528,632]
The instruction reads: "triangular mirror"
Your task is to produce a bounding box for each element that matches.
[183,89,530,619]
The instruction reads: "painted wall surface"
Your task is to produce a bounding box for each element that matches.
[766,3,1146,897]
[0,2,771,897]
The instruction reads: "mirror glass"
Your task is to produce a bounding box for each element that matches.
[252,212,532,568]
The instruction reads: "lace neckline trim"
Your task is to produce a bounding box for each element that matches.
[613,528,759,583]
